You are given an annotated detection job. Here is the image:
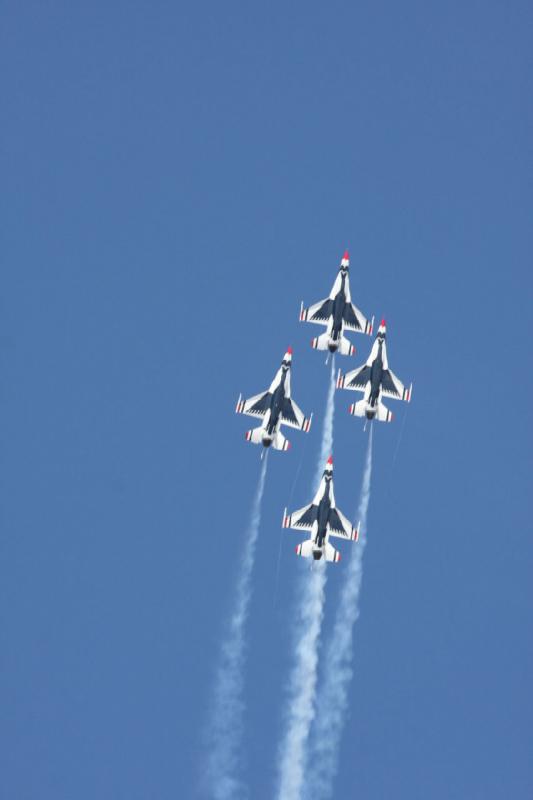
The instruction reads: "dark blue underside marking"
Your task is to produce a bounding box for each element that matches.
[381,370,401,398]
[295,505,318,528]
[249,392,272,414]
[343,303,362,330]
[281,397,298,425]
[328,509,348,537]
[347,365,370,389]
[310,298,333,322]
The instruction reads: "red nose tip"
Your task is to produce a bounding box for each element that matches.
[327,455,333,465]
[343,250,349,260]
[287,346,293,354]
[380,318,386,327]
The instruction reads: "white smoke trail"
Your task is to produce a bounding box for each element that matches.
[305,425,374,800]
[276,359,336,800]
[205,453,269,800]
[276,563,327,800]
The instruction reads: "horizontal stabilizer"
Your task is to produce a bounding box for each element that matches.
[337,336,356,357]
[348,400,393,422]
[244,426,265,444]
[376,401,393,423]
[311,334,355,356]
[294,541,341,563]
[348,399,367,418]
[324,542,341,563]
[311,333,330,351]
[295,540,315,558]
[272,430,291,451]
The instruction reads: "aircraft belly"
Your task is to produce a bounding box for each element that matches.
[332,298,345,335]
[268,388,284,431]
[370,362,382,399]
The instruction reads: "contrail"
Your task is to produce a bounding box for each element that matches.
[205,453,269,800]
[276,358,336,800]
[305,425,374,800]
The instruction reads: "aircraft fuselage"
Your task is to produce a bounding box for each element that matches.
[263,369,289,442]
[329,275,348,350]
[313,481,332,555]
[367,341,385,418]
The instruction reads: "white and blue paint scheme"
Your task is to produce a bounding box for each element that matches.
[236,347,312,451]
[300,250,373,356]
[337,320,412,422]
[282,456,359,563]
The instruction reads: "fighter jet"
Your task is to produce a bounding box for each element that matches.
[336,319,412,422]
[235,347,312,451]
[282,456,359,562]
[299,250,373,356]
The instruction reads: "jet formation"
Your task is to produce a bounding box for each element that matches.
[235,251,412,562]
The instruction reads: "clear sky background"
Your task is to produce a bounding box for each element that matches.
[2,2,532,798]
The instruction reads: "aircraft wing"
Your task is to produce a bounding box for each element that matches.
[235,391,272,419]
[282,503,317,531]
[280,398,312,432]
[343,302,373,335]
[328,508,358,541]
[300,298,333,326]
[339,364,371,392]
[381,369,412,402]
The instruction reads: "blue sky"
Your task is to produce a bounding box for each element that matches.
[2,2,532,798]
